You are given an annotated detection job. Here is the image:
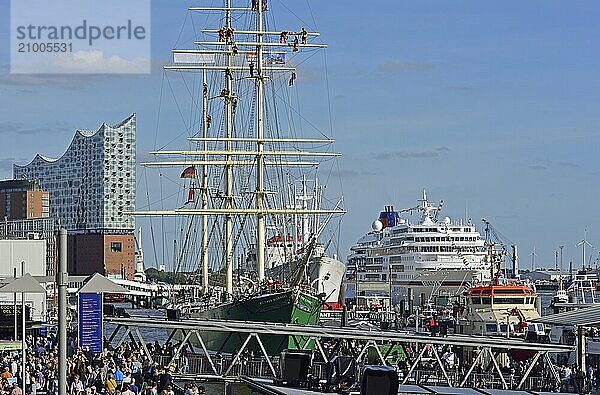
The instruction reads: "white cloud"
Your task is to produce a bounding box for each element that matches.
[11,50,150,74]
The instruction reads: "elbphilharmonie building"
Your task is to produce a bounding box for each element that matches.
[13,114,136,278]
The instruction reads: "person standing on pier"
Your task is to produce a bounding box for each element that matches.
[104,372,118,395]
[113,368,124,390]
[69,375,84,395]
[10,382,23,395]
[122,384,135,395]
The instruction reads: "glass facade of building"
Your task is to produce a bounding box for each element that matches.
[13,114,136,233]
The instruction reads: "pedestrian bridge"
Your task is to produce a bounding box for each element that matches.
[105,315,573,392]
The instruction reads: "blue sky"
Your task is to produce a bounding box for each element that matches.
[1,1,599,271]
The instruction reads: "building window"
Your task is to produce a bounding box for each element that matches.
[110,242,122,252]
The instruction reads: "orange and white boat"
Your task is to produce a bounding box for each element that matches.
[457,274,543,339]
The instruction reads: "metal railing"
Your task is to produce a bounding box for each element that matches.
[400,369,553,391]
[160,352,561,392]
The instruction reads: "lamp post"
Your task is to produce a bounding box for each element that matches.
[13,267,17,342]
[21,260,25,393]
[58,228,68,395]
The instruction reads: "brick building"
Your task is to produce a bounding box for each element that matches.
[0,179,49,220]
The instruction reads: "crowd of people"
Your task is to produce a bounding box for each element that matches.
[2,327,600,394]
[558,364,600,393]
[0,332,204,395]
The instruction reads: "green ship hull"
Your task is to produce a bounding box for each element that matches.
[191,289,322,355]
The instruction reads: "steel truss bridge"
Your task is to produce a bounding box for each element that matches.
[106,316,574,391]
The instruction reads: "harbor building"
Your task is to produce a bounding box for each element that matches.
[0,217,56,276]
[13,114,136,279]
[0,179,49,220]
[0,179,56,275]
[0,239,48,321]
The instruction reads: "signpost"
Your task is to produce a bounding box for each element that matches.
[78,292,103,354]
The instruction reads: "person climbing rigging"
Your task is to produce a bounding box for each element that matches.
[206,114,211,129]
[288,71,296,86]
[225,27,234,43]
[203,83,208,98]
[301,27,307,45]
[292,36,299,52]
[249,61,255,77]
[279,31,288,43]
[218,27,225,42]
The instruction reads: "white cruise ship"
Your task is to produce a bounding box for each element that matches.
[346,190,490,307]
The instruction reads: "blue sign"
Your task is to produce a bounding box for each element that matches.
[78,292,103,354]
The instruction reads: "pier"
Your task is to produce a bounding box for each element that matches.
[106,316,573,392]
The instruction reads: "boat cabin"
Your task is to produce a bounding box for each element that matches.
[459,282,541,337]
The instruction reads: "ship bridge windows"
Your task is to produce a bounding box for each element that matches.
[494,297,524,304]
[485,324,497,333]
[493,289,525,295]
[499,324,517,334]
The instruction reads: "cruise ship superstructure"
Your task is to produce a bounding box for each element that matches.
[346,190,490,307]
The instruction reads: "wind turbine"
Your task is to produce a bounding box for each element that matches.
[576,228,593,271]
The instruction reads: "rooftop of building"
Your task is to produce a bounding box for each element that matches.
[0,179,43,192]
[13,113,135,168]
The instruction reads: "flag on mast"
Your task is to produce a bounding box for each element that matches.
[180,166,196,179]
[186,187,195,204]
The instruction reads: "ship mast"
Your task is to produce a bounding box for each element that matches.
[255,0,266,282]
[224,0,234,299]
[201,69,209,294]
[301,175,309,247]
[138,1,346,296]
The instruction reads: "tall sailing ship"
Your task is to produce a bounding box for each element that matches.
[136,0,345,354]
[346,190,491,308]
